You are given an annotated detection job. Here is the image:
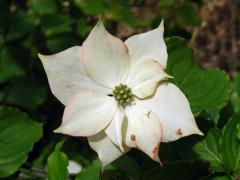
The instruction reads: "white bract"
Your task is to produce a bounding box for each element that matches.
[38,20,203,167]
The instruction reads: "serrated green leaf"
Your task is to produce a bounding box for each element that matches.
[46,141,69,180]
[193,128,224,172]
[166,37,231,116]
[0,107,42,178]
[221,114,240,175]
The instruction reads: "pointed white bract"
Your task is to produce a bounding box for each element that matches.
[38,46,110,104]
[125,105,162,163]
[136,83,203,142]
[56,91,117,137]
[126,59,172,98]
[88,132,123,168]
[125,20,168,69]
[82,22,130,89]
[39,20,203,167]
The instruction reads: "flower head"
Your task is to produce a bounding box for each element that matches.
[38,20,203,167]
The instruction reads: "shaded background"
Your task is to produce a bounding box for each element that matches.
[0,0,240,179]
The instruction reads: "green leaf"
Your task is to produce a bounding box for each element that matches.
[193,128,224,172]
[234,73,240,97]
[107,2,149,27]
[221,114,240,175]
[205,109,221,125]
[140,160,207,180]
[176,2,201,27]
[28,0,57,15]
[3,76,47,111]
[76,160,101,180]
[158,0,174,9]
[0,107,42,178]
[237,124,240,141]
[41,14,72,37]
[0,48,25,84]
[76,19,91,38]
[32,142,55,169]
[230,92,240,113]
[231,73,240,112]
[46,141,69,180]
[166,37,231,116]
[74,0,105,15]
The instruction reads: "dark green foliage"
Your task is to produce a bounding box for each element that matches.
[166,37,231,116]
[0,107,42,178]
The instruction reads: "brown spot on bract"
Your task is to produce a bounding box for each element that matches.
[177,129,183,136]
[147,111,151,117]
[131,135,136,141]
[145,111,151,118]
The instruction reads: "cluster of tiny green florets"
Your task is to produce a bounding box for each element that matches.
[113,84,133,106]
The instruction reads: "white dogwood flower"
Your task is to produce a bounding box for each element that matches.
[38,20,203,167]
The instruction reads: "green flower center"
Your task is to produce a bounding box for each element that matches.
[112,84,133,106]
